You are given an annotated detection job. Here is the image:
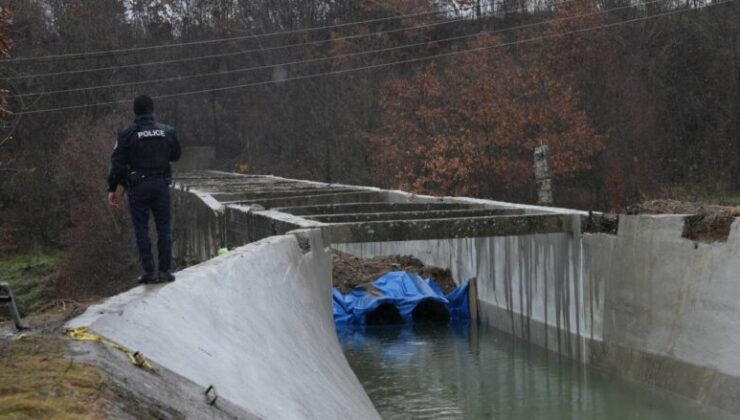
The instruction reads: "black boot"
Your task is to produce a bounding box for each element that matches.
[137,272,158,284]
[158,271,175,282]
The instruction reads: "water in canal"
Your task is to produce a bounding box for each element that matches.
[338,323,737,420]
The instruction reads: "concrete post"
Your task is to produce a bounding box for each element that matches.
[468,276,479,325]
[534,144,553,205]
[0,282,26,331]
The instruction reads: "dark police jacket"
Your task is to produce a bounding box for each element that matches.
[107,113,181,192]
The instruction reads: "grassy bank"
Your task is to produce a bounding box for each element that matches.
[0,252,60,316]
[0,335,153,419]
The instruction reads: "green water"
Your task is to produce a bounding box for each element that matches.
[338,324,737,420]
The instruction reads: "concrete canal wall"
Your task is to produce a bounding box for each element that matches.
[69,228,380,420]
[338,214,740,414]
[70,171,740,416]
[586,215,740,413]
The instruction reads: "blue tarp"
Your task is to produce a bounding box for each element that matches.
[333,271,470,325]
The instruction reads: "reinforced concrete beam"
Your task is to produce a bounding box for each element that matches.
[324,213,574,243]
[234,191,385,209]
[277,202,483,216]
[213,187,360,202]
[305,208,525,223]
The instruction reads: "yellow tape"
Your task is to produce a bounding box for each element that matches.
[66,326,156,372]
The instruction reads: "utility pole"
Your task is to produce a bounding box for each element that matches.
[534,143,553,206]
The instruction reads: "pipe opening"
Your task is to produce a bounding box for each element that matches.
[411,300,450,323]
[365,303,403,326]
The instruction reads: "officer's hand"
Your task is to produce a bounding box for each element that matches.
[108,191,121,208]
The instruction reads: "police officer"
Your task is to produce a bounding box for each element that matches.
[107,95,181,283]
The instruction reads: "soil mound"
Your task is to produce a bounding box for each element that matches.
[332,251,457,294]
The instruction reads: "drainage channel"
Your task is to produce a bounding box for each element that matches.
[338,323,735,420]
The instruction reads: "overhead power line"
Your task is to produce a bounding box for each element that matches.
[2,0,578,81]
[8,0,668,99]
[13,0,734,116]
[2,0,580,64]
[0,8,456,63]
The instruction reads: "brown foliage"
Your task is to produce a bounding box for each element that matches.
[369,33,604,200]
[53,116,139,299]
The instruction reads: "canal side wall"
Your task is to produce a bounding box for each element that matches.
[71,186,381,419]
[586,215,740,413]
[332,222,598,362]
[153,174,740,415]
[172,186,227,265]
[337,214,740,414]
[69,228,380,420]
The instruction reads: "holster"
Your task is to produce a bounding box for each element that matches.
[126,171,146,189]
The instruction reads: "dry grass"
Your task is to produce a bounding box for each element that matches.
[0,335,130,419]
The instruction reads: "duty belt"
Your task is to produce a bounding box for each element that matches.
[130,169,167,178]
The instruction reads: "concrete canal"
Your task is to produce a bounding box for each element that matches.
[65,172,740,418]
[340,324,736,420]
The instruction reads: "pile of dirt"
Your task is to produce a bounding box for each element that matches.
[332,251,457,294]
[627,199,738,243]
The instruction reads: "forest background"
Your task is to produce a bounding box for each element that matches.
[0,0,737,299]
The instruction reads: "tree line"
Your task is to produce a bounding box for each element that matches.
[0,0,738,291]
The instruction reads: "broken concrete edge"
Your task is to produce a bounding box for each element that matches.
[595,214,740,244]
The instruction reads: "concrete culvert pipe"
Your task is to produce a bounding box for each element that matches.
[365,303,404,326]
[411,299,450,323]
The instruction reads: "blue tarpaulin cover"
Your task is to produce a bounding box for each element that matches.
[333,271,470,325]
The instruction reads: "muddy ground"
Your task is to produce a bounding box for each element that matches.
[332,251,457,294]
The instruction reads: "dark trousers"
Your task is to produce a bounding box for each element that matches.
[128,177,172,273]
